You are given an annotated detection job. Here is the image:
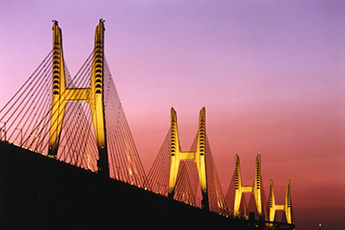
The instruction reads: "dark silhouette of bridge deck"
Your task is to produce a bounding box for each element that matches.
[0,141,250,229]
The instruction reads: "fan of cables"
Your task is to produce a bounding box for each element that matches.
[0,51,147,188]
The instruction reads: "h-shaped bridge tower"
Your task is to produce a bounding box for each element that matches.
[268,178,293,224]
[48,19,109,176]
[226,154,265,219]
[168,107,209,210]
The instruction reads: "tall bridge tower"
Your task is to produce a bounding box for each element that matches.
[168,107,209,210]
[48,19,109,176]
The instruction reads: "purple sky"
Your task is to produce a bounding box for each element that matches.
[1,1,345,229]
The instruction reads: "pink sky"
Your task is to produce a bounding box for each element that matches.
[1,1,345,229]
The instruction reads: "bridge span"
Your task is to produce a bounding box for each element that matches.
[0,19,294,229]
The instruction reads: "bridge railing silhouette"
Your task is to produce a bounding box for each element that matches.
[0,19,294,228]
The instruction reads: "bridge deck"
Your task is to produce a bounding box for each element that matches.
[0,141,247,229]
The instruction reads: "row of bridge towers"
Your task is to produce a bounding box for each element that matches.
[168,107,293,224]
[14,19,293,224]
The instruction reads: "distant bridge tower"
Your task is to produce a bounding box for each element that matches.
[226,154,265,219]
[168,107,209,210]
[48,19,109,177]
[268,178,293,224]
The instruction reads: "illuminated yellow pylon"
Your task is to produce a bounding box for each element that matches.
[268,178,293,224]
[49,20,66,156]
[48,19,109,176]
[232,154,264,218]
[168,107,208,209]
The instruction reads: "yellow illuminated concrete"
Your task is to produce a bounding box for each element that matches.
[232,154,264,218]
[168,107,207,198]
[89,20,106,149]
[48,20,108,171]
[48,21,66,156]
[269,178,293,224]
[253,154,263,216]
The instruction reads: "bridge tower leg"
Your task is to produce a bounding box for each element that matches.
[253,154,264,218]
[232,154,264,218]
[89,19,109,177]
[168,108,181,198]
[168,107,209,210]
[268,178,293,224]
[196,108,208,210]
[48,20,109,177]
[48,21,66,157]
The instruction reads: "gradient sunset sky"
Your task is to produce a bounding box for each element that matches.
[1,1,344,229]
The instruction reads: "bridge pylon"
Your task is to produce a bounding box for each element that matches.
[227,154,266,219]
[168,107,209,210]
[48,19,109,177]
[268,178,293,224]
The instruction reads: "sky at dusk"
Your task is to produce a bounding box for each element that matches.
[1,1,345,229]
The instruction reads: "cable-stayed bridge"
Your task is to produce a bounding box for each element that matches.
[0,19,294,229]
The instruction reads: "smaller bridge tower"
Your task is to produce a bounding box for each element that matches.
[226,154,266,219]
[268,178,293,224]
[168,107,209,210]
